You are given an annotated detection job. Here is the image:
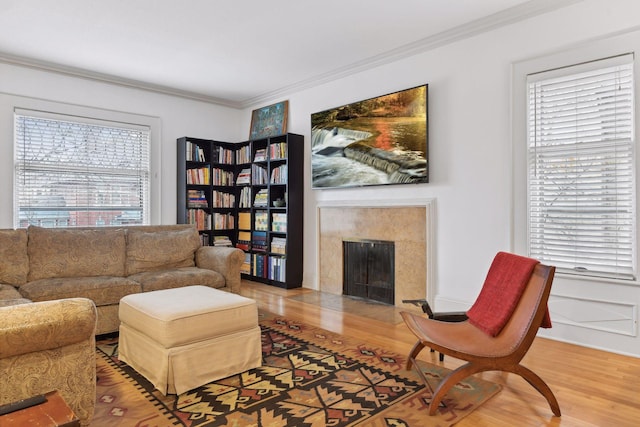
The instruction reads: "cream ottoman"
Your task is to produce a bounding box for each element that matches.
[118,285,262,395]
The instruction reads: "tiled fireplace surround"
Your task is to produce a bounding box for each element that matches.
[317,200,434,307]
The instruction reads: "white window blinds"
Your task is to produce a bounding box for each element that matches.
[14,110,151,228]
[527,55,636,280]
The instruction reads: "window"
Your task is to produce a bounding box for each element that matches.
[527,55,636,280]
[14,110,151,228]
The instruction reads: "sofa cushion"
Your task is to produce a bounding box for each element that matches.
[126,227,201,275]
[128,267,224,293]
[0,284,23,300]
[27,226,127,282]
[0,284,31,307]
[0,229,29,286]
[20,276,141,307]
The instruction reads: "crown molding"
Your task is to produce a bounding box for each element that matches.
[1,0,582,110]
[242,0,583,107]
[0,52,243,108]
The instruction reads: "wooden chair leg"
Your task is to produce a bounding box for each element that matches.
[428,363,484,415]
[512,364,561,416]
[407,341,426,370]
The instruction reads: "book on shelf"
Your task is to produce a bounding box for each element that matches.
[270,164,287,184]
[186,167,210,185]
[186,141,206,162]
[240,252,251,274]
[200,233,210,246]
[269,142,286,160]
[238,212,251,230]
[268,256,286,282]
[212,213,234,230]
[253,148,267,162]
[236,145,251,164]
[216,147,234,164]
[252,231,267,252]
[187,189,208,208]
[213,235,233,247]
[239,187,251,208]
[211,190,235,208]
[271,236,286,254]
[253,189,268,207]
[236,168,251,185]
[252,253,268,278]
[211,168,234,186]
[271,213,287,232]
[236,231,251,251]
[251,164,268,185]
[188,209,211,230]
[254,211,268,231]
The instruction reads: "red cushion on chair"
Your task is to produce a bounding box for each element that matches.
[467,252,540,336]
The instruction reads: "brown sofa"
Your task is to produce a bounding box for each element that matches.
[0,298,97,426]
[0,224,245,335]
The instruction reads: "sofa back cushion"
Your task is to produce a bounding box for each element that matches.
[27,226,127,282]
[0,229,29,286]
[126,227,201,275]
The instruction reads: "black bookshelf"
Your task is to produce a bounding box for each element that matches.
[177,133,303,288]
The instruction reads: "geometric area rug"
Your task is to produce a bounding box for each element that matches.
[93,312,500,426]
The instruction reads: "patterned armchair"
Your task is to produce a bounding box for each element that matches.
[0,298,97,426]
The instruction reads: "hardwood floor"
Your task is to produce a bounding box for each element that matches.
[240,280,640,427]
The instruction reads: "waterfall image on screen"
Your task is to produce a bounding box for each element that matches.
[311,84,428,189]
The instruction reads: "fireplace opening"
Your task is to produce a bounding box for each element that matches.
[343,239,395,305]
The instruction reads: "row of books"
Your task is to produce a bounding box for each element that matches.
[270,164,287,184]
[271,236,286,254]
[187,189,208,208]
[254,211,268,231]
[252,231,267,251]
[253,189,268,207]
[250,254,286,281]
[236,145,251,164]
[237,211,287,230]
[271,213,287,232]
[211,190,235,208]
[254,148,267,162]
[189,189,236,208]
[238,187,251,208]
[233,165,287,185]
[252,164,268,185]
[236,231,251,251]
[187,141,287,164]
[269,143,287,160]
[185,141,206,162]
[236,168,251,185]
[212,235,233,247]
[235,234,286,254]
[187,209,211,230]
[211,168,234,186]
[212,213,234,230]
[213,146,235,165]
[186,167,210,185]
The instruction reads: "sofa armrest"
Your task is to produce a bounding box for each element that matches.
[195,246,245,293]
[0,298,97,359]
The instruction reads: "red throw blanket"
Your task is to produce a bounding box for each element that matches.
[467,252,551,337]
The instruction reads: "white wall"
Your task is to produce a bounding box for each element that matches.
[0,61,240,227]
[241,0,640,357]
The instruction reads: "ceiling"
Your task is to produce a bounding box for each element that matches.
[0,0,577,108]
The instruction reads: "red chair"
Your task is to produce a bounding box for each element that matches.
[401,252,561,416]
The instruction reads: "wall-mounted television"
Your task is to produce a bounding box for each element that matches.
[311,84,428,189]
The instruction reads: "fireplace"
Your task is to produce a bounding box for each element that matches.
[343,239,395,305]
[317,200,434,307]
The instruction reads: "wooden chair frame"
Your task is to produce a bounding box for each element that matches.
[401,263,561,416]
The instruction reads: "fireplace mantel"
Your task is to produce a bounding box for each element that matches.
[316,199,435,307]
